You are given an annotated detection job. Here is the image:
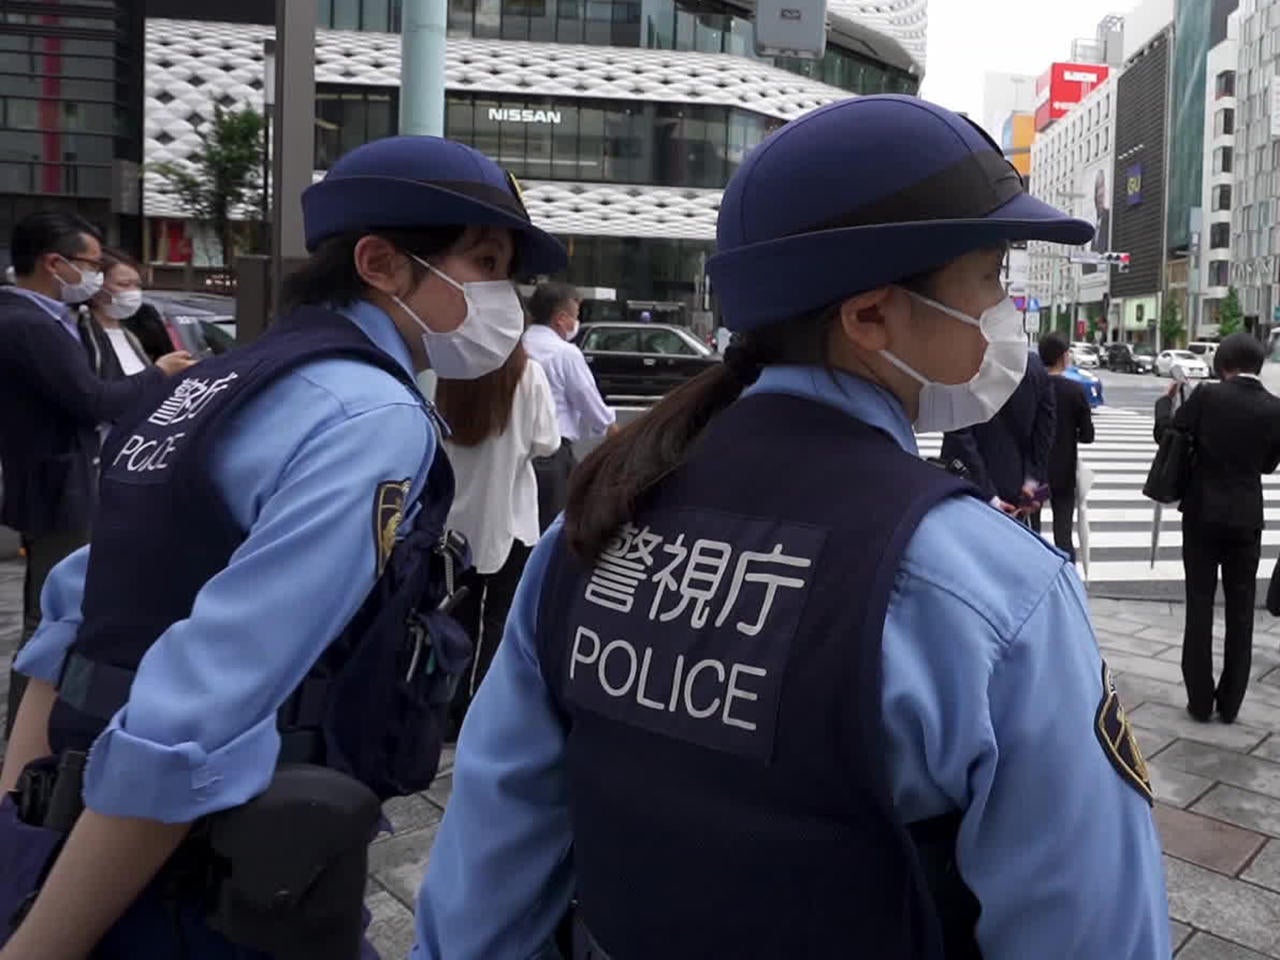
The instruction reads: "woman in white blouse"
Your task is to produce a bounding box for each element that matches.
[436,341,560,736]
[79,249,152,377]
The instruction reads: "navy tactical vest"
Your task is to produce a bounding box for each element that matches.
[537,391,978,959]
[48,308,470,800]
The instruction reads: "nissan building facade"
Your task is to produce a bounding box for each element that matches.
[143,0,924,323]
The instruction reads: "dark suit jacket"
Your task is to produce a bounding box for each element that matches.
[941,352,1057,503]
[1159,376,1280,531]
[1047,375,1095,496]
[0,288,165,536]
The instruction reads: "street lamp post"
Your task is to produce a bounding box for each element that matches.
[261,39,275,256]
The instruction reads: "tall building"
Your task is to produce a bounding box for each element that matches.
[1231,0,1280,329]
[143,0,923,323]
[0,1,146,259]
[1001,112,1035,177]
[1194,7,1239,337]
[1027,73,1118,338]
[981,71,1037,142]
[1110,2,1172,344]
[830,0,927,68]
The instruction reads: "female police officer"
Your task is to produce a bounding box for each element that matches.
[0,135,565,958]
[414,97,1169,959]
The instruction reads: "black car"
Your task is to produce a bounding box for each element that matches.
[130,291,237,361]
[576,322,719,400]
[1104,342,1156,374]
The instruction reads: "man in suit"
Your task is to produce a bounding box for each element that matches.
[1031,332,1095,560]
[0,212,191,733]
[1159,332,1280,722]
[942,349,1057,519]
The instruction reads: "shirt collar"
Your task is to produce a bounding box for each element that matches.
[1236,373,1263,384]
[742,364,918,455]
[4,285,69,322]
[524,323,562,342]
[335,299,416,380]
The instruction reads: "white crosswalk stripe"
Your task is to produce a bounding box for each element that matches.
[917,407,1280,597]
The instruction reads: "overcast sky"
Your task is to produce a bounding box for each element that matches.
[917,0,1142,122]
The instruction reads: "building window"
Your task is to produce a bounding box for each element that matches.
[1215,147,1234,173]
[316,0,403,30]
[1215,108,1235,136]
[1213,184,1233,211]
[315,85,399,169]
[1215,70,1237,98]
[1210,222,1231,248]
[1209,260,1230,286]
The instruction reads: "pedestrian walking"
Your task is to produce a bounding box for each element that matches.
[0,213,192,737]
[522,281,616,531]
[0,136,566,958]
[436,344,560,737]
[77,250,158,380]
[413,95,1169,960]
[1032,331,1095,561]
[1156,332,1280,723]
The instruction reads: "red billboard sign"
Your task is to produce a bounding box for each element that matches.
[1035,62,1110,130]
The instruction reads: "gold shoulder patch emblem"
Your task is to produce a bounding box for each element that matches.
[373,479,411,576]
[1095,662,1153,805]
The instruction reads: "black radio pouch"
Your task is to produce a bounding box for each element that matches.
[202,764,381,960]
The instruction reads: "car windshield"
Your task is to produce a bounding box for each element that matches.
[1135,345,1155,356]
[1171,351,1197,360]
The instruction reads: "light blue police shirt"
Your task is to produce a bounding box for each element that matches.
[413,365,1170,960]
[14,300,436,823]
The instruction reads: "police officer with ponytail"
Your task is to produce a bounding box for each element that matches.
[0,136,566,958]
[414,97,1169,959]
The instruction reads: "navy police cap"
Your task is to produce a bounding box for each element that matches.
[706,95,1094,332]
[302,135,567,275]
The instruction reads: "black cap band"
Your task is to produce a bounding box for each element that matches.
[794,150,1025,235]
[417,177,531,222]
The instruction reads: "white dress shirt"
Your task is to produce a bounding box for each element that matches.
[521,323,616,444]
[105,326,147,375]
[444,358,561,574]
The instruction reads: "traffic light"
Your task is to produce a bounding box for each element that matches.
[1100,252,1131,272]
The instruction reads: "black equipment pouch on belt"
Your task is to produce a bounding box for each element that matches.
[202,764,380,960]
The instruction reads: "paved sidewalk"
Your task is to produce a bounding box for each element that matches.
[5,560,1280,957]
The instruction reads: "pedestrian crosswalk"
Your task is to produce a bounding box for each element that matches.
[918,407,1280,599]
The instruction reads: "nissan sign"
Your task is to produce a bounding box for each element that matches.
[488,107,563,124]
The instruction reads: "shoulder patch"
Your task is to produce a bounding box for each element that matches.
[373,479,411,576]
[1095,662,1153,805]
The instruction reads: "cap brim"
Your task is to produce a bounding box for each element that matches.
[707,201,1094,332]
[303,176,568,276]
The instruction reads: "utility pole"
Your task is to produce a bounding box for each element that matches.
[401,0,447,136]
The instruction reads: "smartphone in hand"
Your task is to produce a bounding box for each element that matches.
[1020,482,1051,508]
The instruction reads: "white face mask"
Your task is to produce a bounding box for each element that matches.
[564,317,581,341]
[391,255,524,380]
[881,291,1028,434]
[54,257,104,304]
[102,288,144,321]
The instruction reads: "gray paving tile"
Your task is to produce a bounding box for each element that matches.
[366,886,416,960]
[1164,856,1280,955]
[1193,786,1280,839]
[1097,631,1176,658]
[1176,931,1276,960]
[1129,702,1270,753]
[1158,741,1280,800]
[1114,673,1191,713]
[383,793,444,835]
[1149,759,1217,808]
[425,773,453,811]
[368,824,440,907]
[1242,840,1280,895]
[1106,652,1190,686]
[1171,920,1193,953]
[1254,737,1280,764]
[1137,729,1177,760]
[1138,624,1189,645]
[1156,803,1267,875]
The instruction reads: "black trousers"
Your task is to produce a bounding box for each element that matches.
[533,443,575,534]
[1181,520,1262,720]
[448,540,534,734]
[6,529,89,736]
[1028,492,1076,562]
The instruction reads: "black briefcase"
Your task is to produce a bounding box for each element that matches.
[1143,429,1194,505]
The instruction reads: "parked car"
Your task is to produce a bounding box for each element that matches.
[1103,342,1155,374]
[576,322,720,400]
[1186,340,1219,377]
[1063,365,1104,407]
[131,290,237,360]
[1156,349,1210,379]
[1070,341,1100,368]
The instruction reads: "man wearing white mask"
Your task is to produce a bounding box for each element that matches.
[0,212,192,734]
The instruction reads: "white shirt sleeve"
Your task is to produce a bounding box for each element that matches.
[563,349,616,440]
[527,360,562,460]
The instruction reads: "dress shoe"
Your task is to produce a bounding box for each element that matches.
[1186,705,1212,723]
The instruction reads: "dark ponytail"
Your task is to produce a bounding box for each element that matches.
[565,307,837,561]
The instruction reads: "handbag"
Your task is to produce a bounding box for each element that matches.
[1268,557,1280,616]
[1142,428,1194,504]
